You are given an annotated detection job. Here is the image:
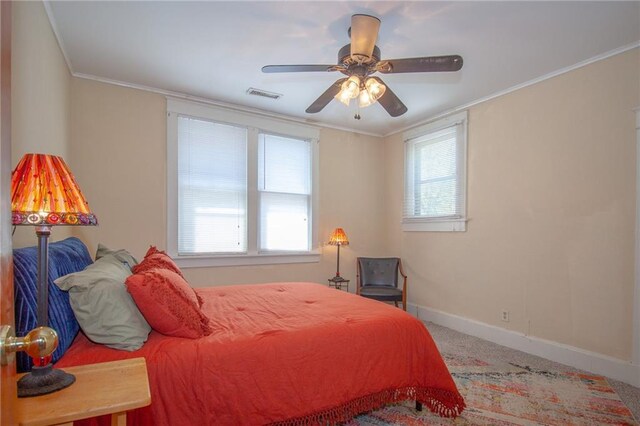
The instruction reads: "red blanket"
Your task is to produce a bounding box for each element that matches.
[57,282,464,425]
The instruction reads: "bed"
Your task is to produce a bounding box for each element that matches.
[15,238,464,425]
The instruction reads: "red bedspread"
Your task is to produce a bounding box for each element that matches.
[57,282,464,425]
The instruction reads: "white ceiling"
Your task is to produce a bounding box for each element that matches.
[47,1,640,136]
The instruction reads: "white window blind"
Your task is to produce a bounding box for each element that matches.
[178,115,247,254]
[258,133,311,252]
[404,119,465,222]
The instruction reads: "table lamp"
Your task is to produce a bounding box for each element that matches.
[11,153,97,397]
[328,228,349,281]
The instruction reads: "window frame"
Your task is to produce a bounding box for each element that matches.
[402,111,468,232]
[167,98,320,267]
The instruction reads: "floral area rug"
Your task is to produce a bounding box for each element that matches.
[347,353,637,425]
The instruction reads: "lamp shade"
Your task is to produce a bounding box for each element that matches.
[11,154,97,226]
[328,228,349,246]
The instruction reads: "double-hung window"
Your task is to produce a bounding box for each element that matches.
[403,111,468,232]
[258,133,312,252]
[177,117,247,254]
[167,98,320,267]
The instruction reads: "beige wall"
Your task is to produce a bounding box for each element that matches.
[385,48,640,360]
[11,1,72,248]
[69,78,388,287]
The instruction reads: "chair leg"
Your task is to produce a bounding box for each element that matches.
[394,301,398,307]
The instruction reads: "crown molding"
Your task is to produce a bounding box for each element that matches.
[73,72,384,138]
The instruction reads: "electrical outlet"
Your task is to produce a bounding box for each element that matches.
[501,310,510,322]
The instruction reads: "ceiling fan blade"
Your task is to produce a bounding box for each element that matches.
[350,14,380,61]
[378,55,463,73]
[372,77,407,117]
[262,64,337,73]
[306,78,347,113]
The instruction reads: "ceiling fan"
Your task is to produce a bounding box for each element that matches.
[262,14,463,118]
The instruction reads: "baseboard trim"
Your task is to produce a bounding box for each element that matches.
[410,304,640,388]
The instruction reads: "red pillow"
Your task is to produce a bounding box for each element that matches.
[125,269,212,339]
[133,246,184,277]
[132,246,205,307]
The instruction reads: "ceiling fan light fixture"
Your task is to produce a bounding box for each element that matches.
[335,75,361,105]
[343,75,360,98]
[336,91,352,106]
[358,88,373,108]
[365,77,386,101]
[357,78,386,108]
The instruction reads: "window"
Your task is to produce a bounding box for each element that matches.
[167,98,320,267]
[258,133,311,252]
[403,111,467,232]
[178,117,247,254]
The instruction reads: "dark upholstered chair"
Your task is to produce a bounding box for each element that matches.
[356,257,407,311]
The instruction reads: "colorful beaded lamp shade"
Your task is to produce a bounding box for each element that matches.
[328,228,349,280]
[11,154,97,227]
[11,153,97,397]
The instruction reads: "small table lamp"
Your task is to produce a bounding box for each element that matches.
[11,153,97,397]
[328,228,349,281]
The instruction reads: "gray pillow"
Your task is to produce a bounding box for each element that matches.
[95,244,138,271]
[55,254,151,351]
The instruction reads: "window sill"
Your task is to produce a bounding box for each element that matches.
[172,251,321,268]
[402,219,467,232]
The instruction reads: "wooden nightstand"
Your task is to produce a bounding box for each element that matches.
[16,357,151,426]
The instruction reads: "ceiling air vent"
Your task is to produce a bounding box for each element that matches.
[246,87,282,100]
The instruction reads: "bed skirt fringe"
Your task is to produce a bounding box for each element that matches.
[270,386,466,425]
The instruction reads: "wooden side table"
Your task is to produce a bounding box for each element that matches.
[16,357,151,426]
[328,277,350,292]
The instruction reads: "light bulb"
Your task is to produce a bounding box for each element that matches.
[358,88,373,107]
[336,90,352,106]
[365,77,386,101]
[335,76,362,106]
[344,76,361,99]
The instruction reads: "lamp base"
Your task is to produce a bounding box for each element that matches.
[17,363,75,397]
